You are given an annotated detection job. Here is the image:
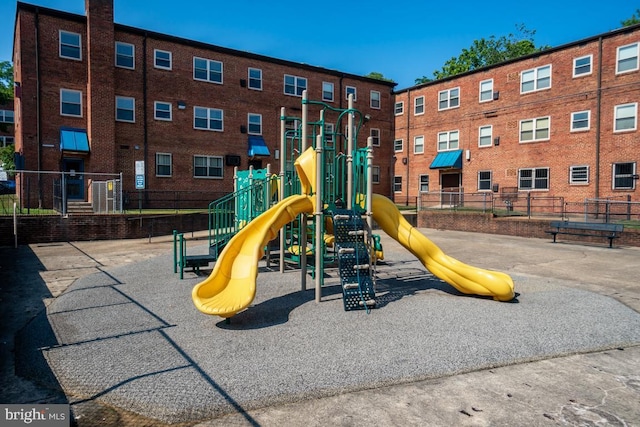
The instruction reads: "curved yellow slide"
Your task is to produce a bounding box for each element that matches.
[192,194,314,318]
[372,193,515,301]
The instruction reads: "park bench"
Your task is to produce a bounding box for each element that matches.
[546,221,624,248]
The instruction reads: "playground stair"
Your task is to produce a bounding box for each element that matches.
[332,210,376,311]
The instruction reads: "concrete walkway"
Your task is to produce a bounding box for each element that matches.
[1,229,639,426]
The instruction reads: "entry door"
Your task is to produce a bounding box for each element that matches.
[440,173,462,206]
[62,158,84,200]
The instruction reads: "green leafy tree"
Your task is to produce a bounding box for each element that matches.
[364,71,395,83]
[622,9,640,26]
[415,25,549,84]
[0,61,13,104]
[0,145,15,174]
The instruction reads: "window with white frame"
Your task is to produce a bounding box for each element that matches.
[284,74,307,96]
[154,101,172,121]
[156,153,172,177]
[394,139,403,152]
[612,162,636,189]
[394,176,402,192]
[519,167,549,190]
[479,79,493,102]
[324,123,334,143]
[570,165,589,184]
[478,171,492,191]
[194,57,223,83]
[617,43,639,74]
[248,113,262,134]
[370,128,380,146]
[414,135,424,154]
[60,89,82,117]
[521,65,551,93]
[346,86,357,101]
[370,90,380,109]
[248,68,262,90]
[322,82,334,101]
[614,103,637,132]
[573,55,592,77]
[520,117,550,142]
[394,101,404,115]
[437,130,459,151]
[478,125,492,147]
[0,136,15,147]
[115,42,134,69]
[414,96,424,115]
[0,110,14,123]
[115,96,135,122]
[194,106,223,131]
[193,155,223,178]
[372,166,380,184]
[438,87,459,110]
[571,110,590,131]
[154,49,172,70]
[59,30,81,60]
[419,174,429,193]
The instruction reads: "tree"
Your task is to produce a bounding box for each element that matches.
[415,25,549,84]
[364,71,395,83]
[0,61,13,104]
[622,9,640,26]
[0,145,15,174]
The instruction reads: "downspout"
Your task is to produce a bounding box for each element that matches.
[143,33,148,204]
[405,89,411,205]
[595,36,603,200]
[35,8,42,208]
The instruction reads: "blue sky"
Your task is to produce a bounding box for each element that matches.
[1,1,638,89]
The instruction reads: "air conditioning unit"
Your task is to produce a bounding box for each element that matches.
[225,155,241,166]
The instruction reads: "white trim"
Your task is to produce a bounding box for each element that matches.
[193,57,223,84]
[60,88,83,117]
[570,110,590,132]
[573,54,593,77]
[614,102,637,132]
[616,42,639,75]
[115,96,135,123]
[154,49,172,70]
[115,41,135,70]
[154,101,172,121]
[59,30,82,61]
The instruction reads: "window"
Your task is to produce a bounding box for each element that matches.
[419,175,429,193]
[570,165,589,184]
[573,55,592,77]
[115,42,134,69]
[370,128,380,146]
[115,96,135,122]
[372,166,380,184]
[519,168,549,190]
[394,101,404,115]
[438,130,459,151]
[614,103,637,132]
[59,30,81,60]
[60,89,82,117]
[479,79,493,102]
[617,43,639,74]
[154,49,172,70]
[346,86,357,101]
[394,139,403,152]
[0,136,15,147]
[194,155,223,178]
[414,96,424,115]
[194,57,223,84]
[0,110,14,123]
[322,82,334,101]
[156,153,172,177]
[414,135,424,154]
[438,87,459,110]
[194,106,223,131]
[370,90,380,109]
[478,125,492,147]
[612,162,636,189]
[248,113,262,135]
[284,74,307,96]
[154,101,172,121]
[394,176,402,192]
[248,68,262,90]
[521,65,551,93]
[520,117,550,142]
[571,111,590,131]
[324,123,335,143]
[478,171,492,191]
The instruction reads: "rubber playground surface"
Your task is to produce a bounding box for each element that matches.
[14,229,640,425]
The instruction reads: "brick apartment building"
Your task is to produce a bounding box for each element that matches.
[394,25,640,205]
[11,0,396,209]
[0,101,13,148]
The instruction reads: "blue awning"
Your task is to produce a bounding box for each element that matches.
[248,135,270,157]
[60,128,90,153]
[430,150,463,169]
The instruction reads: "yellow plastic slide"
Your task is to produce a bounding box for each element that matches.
[371,193,515,301]
[192,194,313,318]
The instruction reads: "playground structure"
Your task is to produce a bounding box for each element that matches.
[191,92,515,319]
